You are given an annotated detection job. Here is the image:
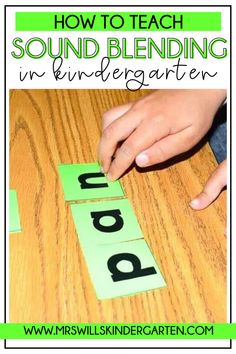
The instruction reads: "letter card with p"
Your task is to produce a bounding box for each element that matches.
[84,239,166,299]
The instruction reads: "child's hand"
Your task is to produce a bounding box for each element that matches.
[190,159,227,210]
[98,89,226,181]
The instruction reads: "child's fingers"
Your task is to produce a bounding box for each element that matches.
[107,118,170,180]
[190,159,227,210]
[135,127,194,167]
[102,103,133,130]
[98,103,133,171]
[98,110,142,173]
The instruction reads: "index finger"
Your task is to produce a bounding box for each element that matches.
[98,108,144,173]
[102,102,133,131]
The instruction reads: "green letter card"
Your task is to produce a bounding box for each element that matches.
[71,199,143,247]
[9,190,22,233]
[84,239,166,299]
[58,162,124,201]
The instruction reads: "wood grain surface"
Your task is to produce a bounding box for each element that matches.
[9,89,226,323]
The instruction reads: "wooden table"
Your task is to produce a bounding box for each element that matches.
[9,89,226,323]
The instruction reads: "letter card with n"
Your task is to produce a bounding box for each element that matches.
[58,162,124,201]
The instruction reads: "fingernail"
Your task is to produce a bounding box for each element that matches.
[106,172,113,181]
[100,166,104,173]
[136,153,149,167]
[190,198,200,208]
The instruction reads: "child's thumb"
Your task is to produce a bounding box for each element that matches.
[190,159,227,210]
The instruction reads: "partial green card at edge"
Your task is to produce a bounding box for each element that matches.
[84,239,166,300]
[9,190,22,233]
[58,162,124,201]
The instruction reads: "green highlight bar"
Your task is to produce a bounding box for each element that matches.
[16,12,221,31]
[0,323,235,339]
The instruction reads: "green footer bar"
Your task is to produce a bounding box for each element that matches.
[0,323,235,339]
